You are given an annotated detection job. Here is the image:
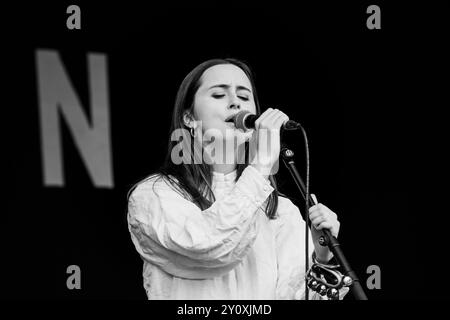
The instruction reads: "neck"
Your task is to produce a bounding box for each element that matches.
[204,137,241,175]
[212,163,237,175]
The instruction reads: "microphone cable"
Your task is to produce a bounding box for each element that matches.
[298,124,311,300]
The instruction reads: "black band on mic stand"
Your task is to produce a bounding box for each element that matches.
[280,125,368,300]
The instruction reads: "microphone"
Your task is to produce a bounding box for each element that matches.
[232,110,301,132]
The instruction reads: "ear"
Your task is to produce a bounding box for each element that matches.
[183,111,196,129]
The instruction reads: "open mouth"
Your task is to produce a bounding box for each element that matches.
[225,115,237,123]
[225,121,235,128]
[225,116,236,128]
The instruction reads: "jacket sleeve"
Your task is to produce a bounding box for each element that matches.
[274,198,349,300]
[127,166,274,279]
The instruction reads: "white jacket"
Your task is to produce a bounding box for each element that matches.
[127,165,339,300]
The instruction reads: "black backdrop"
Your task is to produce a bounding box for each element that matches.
[3,1,448,300]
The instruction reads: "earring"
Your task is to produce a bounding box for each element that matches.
[190,127,197,138]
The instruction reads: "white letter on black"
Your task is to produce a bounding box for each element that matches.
[366,5,381,30]
[366,265,381,289]
[66,265,81,290]
[36,50,114,188]
[66,5,81,30]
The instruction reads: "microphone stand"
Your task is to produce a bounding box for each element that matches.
[280,146,368,300]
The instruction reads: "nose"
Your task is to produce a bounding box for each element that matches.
[228,95,241,110]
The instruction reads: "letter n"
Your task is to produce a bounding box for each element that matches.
[35,49,114,188]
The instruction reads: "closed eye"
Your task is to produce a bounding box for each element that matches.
[212,94,249,101]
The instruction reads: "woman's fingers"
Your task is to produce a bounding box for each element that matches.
[272,111,289,129]
[309,204,337,218]
[250,108,289,177]
[309,210,337,221]
[255,108,287,130]
[308,203,340,237]
[314,221,339,238]
[310,216,326,226]
[309,203,330,212]
[254,108,273,129]
[313,219,340,229]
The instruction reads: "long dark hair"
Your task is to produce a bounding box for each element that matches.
[130,58,279,219]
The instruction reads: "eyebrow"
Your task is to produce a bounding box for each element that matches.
[208,84,252,93]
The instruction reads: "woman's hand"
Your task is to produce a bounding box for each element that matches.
[309,200,340,263]
[249,108,289,178]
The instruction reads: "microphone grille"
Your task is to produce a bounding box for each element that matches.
[234,111,252,131]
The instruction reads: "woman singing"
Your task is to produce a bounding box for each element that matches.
[127,58,343,299]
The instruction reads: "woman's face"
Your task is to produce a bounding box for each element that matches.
[192,64,257,143]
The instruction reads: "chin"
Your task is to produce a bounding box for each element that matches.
[221,128,251,144]
[202,127,250,147]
